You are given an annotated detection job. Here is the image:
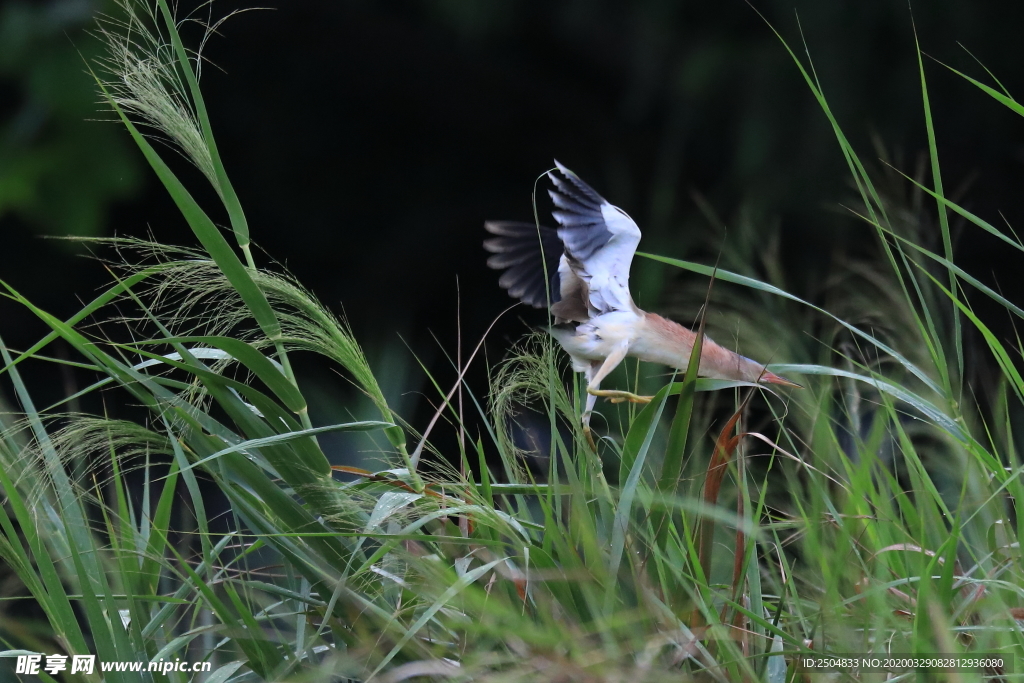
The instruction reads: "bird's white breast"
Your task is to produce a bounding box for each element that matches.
[551,310,643,362]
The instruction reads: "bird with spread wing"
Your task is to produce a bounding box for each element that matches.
[485,161,799,445]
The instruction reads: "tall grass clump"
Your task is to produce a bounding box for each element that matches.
[0,1,1021,681]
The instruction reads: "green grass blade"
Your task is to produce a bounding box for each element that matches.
[130,336,306,413]
[368,558,505,679]
[914,24,962,390]
[940,59,1024,117]
[153,0,252,258]
[770,363,966,442]
[639,253,943,394]
[89,70,281,341]
[608,384,674,613]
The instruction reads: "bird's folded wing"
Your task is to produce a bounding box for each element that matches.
[548,161,641,316]
[483,221,563,309]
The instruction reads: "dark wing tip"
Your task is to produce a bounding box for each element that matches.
[482,220,563,309]
[545,163,613,262]
[548,160,606,209]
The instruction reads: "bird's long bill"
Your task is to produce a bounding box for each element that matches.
[759,370,802,389]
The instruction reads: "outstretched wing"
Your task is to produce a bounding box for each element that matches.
[484,221,564,309]
[547,160,641,317]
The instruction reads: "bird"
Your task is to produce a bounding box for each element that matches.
[484,161,799,445]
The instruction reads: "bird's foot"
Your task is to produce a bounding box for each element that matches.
[587,388,654,404]
[582,423,598,451]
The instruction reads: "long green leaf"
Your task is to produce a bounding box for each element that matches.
[181,422,391,474]
[89,67,281,340]
[130,336,306,414]
[607,382,674,614]
[154,0,251,254]
[369,558,505,679]
[640,252,943,395]
[0,267,163,378]
[940,59,1024,118]
[769,363,965,441]
[914,24,962,391]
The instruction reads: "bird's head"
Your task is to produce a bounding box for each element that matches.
[757,370,802,389]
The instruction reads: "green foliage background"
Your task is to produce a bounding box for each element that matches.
[0,0,140,237]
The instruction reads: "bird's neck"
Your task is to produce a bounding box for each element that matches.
[638,312,761,381]
[635,312,699,368]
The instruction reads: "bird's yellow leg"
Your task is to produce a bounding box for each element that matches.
[587,388,654,404]
[580,344,633,449]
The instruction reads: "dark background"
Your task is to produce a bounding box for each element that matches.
[3,0,1024,465]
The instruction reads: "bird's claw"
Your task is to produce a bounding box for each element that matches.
[608,394,653,404]
[587,388,654,404]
